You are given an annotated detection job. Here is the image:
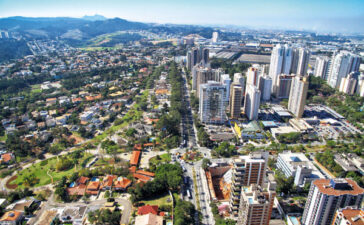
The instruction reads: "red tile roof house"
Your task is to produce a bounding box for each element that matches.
[66,176,90,197]
[130,150,142,166]
[138,205,159,216]
[67,184,87,197]
[77,176,90,185]
[135,170,155,178]
[0,153,14,164]
[86,181,100,195]
[133,173,153,183]
[113,177,132,192]
[101,175,117,190]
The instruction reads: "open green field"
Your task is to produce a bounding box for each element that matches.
[30,84,42,93]
[140,192,173,206]
[10,152,91,189]
[0,134,7,142]
[150,153,171,165]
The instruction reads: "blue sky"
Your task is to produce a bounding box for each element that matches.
[0,0,364,33]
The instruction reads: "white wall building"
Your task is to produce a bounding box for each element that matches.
[302,178,364,225]
[244,84,261,120]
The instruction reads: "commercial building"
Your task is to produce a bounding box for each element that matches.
[331,207,364,225]
[230,152,268,216]
[244,85,261,120]
[270,126,297,139]
[230,83,243,119]
[314,56,330,79]
[277,151,324,187]
[199,81,227,124]
[258,75,272,101]
[302,178,364,225]
[288,76,309,118]
[327,51,360,88]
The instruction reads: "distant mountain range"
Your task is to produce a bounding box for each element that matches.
[81,14,107,21]
[0,16,149,40]
[0,16,217,42]
[0,16,216,62]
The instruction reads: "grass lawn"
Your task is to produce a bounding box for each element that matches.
[11,152,91,189]
[0,134,7,142]
[30,84,42,93]
[149,153,171,168]
[140,193,173,206]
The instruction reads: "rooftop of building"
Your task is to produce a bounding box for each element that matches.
[335,207,364,225]
[135,213,163,225]
[241,185,272,205]
[313,178,364,196]
[0,211,23,222]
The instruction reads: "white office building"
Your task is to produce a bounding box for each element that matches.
[277,151,324,187]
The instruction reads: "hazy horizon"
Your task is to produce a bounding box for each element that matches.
[1,0,364,34]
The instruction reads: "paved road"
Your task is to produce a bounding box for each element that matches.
[172,66,214,225]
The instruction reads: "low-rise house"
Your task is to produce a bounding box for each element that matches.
[100,202,116,212]
[86,181,100,195]
[0,153,14,164]
[0,211,23,225]
[80,111,93,122]
[6,198,39,213]
[59,206,87,225]
[45,118,56,128]
[130,150,141,166]
[133,173,153,183]
[46,98,57,105]
[37,122,46,130]
[72,97,83,104]
[135,170,155,178]
[138,205,159,215]
[113,177,132,191]
[101,175,117,190]
[56,115,68,125]
[0,199,7,207]
[58,96,70,105]
[67,184,87,197]
[135,213,163,225]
